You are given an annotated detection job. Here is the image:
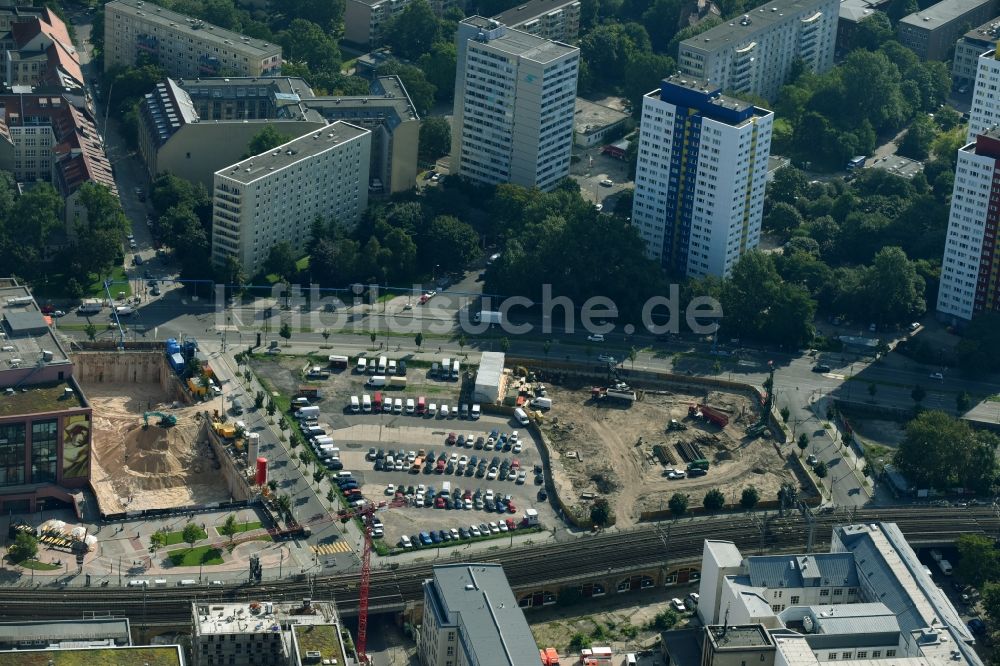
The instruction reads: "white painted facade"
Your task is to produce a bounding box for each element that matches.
[451,17,579,192]
[937,136,996,321]
[967,49,1000,142]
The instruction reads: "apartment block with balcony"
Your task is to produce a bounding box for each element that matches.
[631,76,773,278]
[492,0,582,41]
[677,0,838,101]
[937,127,1000,323]
[104,0,281,78]
[951,16,1000,89]
[211,122,370,275]
[451,17,579,191]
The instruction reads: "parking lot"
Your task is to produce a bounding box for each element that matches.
[252,355,561,552]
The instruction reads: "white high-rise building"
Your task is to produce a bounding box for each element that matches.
[937,127,1000,323]
[451,16,579,191]
[676,0,838,101]
[210,122,371,275]
[966,48,1000,142]
[631,75,773,278]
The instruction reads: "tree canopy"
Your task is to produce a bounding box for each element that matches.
[893,410,999,493]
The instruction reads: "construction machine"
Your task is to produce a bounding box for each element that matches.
[142,412,177,428]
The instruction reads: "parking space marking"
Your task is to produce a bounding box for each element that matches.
[312,541,354,555]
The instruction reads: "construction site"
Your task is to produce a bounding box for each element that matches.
[539,378,804,528]
[75,351,229,514]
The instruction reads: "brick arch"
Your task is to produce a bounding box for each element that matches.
[664,566,700,586]
[616,574,655,593]
[518,589,558,608]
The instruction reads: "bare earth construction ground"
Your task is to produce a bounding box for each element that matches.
[541,383,799,527]
[85,383,228,514]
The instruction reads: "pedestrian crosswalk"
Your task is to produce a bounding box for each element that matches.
[311,541,353,555]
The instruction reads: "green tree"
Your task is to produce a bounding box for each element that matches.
[417,41,457,101]
[740,486,760,510]
[426,215,481,270]
[313,469,325,487]
[279,19,341,74]
[590,498,611,526]
[279,322,292,343]
[863,246,925,324]
[894,410,1000,492]
[668,492,688,517]
[321,329,331,346]
[275,494,292,518]
[814,461,829,478]
[956,534,1000,587]
[703,488,726,511]
[265,241,298,281]
[569,633,593,651]
[244,124,292,158]
[385,0,439,60]
[84,323,98,341]
[414,332,424,350]
[9,531,38,563]
[780,407,790,423]
[897,114,937,160]
[764,201,803,234]
[370,331,377,349]
[375,62,435,116]
[500,337,511,354]
[326,487,336,504]
[267,480,278,493]
[419,116,451,163]
[797,433,810,455]
[150,530,167,552]
[458,334,467,356]
[182,522,203,548]
[651,608,679,630]
[628,346,638,371]
[220,514,238,543]
[956,391,971,414]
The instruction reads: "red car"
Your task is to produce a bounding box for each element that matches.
[435,496,445,508]
[505,518,516,531]
[507,503,517,514]
[511,459,520,469]
[436,460,445,473]
[446,432,457,445]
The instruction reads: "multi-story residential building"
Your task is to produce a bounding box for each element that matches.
[0,93,116,226]
[138,75,418,193]
[191,599,347,666]
[104,0,281,78]
[4,8,82,91]
[344,0,456,48]
[0,277,94,514]
[967,48,1000,140]
[670,522,983,666]
[898,0,997,60]
[677,0,838,101]
[451,17,579,192]
[631,76,773,278]
[211,122,370,275]
[953,17,1000,89]
[419,563,541,666]
[492,0,582,42]
[936,127,1000,322]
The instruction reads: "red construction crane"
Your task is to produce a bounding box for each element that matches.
[335,502,382,664]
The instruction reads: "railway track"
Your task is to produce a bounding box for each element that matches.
[0,506,994,625]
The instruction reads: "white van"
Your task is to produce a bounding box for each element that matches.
[362,394,372,412]
[350,396,360,412]
[441,481,451,495]
[366,375,388,388]
[405,398,415,414]
[388,359,397,375]
[441,358,450,378]
[530,397,552,410]
[514,407,529,425]
[356,358,367,374]
[377,356,387,374]
[452,360,460,380]
[393,398,403,413]
[129,580,149,587]
[179,579,197,586]
[313,436,334,447]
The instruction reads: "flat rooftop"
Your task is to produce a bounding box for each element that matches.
[293,624,345,664]
[680,0,831,53]
[0,381,85,417]
[0,645,184,665]
[960,13,1000,41]
[0,281,71,379]
[0,618,129,647]
[868,153,923,179]
[195,601,341,635]
[839,0,891,23]
[493,0,579,26]
[706,624,774,649]
[215,121,370,185]
[462,16,578,63]
[574,97,628,133]
[900,0,993,29]
[106,0,280,57]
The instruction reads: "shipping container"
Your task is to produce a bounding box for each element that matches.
[328,355,349,369]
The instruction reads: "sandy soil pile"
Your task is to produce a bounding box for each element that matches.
[85,383,229,513]
[541,386,798,527]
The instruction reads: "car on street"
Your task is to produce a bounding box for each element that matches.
[806,454,818,466]
[670,598,687,612]
[667,469,687,480]
[812,364,831,373]
[587,333,605,342]
[597,354,617,364]
[929,372,944,380]
[600,178,614,187]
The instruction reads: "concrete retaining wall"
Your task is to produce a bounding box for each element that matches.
[72,351,188,403]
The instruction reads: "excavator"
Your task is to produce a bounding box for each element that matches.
[142,412,177,428]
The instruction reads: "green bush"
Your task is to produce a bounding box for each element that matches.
[569,632,592,651]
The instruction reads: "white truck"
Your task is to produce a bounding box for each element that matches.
[938,559,953,575]
[474,310,502,325]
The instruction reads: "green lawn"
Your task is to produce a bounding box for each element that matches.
[31,266,133,300]
[167,545,224,566]
[17,558,60,570]
[159,525,207,546]
[6,646,182,666]
[217,520,262,535]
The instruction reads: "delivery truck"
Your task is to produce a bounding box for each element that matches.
[474,310,503,325]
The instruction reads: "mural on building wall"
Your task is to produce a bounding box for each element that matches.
[62,414,91,479]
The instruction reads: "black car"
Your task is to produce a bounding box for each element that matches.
[398,360,407,376]
[438,529,450,542]
[537,489,548,501]
[374,460,384,471]
[367,447,377,460]
[459,527,470,539]
[326,459,344,470]
[535,474,544,485]
[474,437,484,450]
[812,363,831,373]
[688,468,708,477]
[457,434,466,447]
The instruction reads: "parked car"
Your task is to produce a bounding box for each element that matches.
[671,598,687,612]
